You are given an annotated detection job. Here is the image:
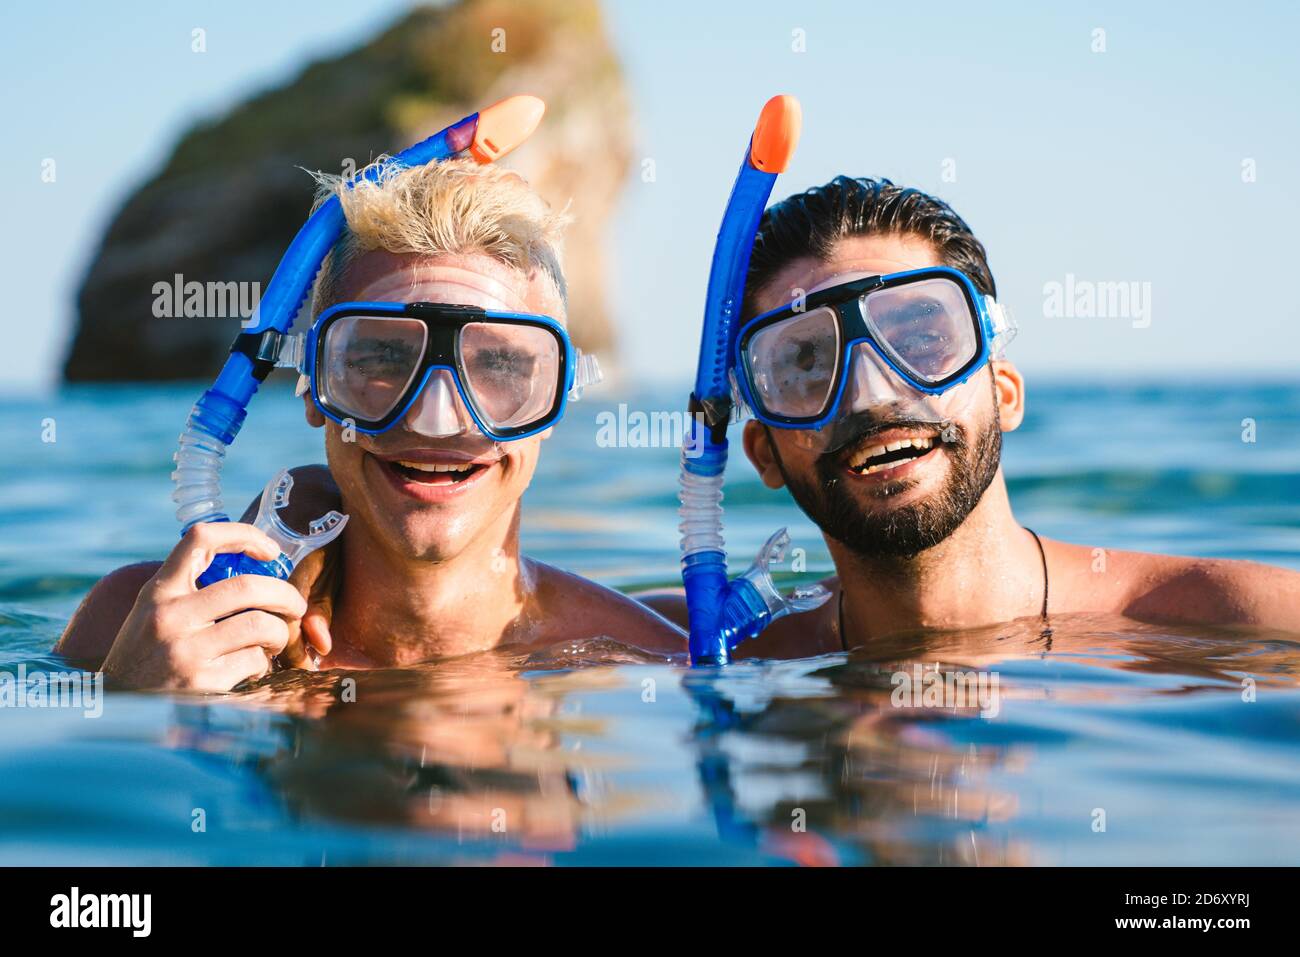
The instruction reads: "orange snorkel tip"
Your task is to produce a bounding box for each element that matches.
[749,94,802,173]
[469,94,546,164]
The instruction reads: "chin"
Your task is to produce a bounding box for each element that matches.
[388,512,481,561]
[851,480,936,513]
[840,446,953,505]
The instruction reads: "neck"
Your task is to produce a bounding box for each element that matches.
[830,472,1044,642]
[330,507,533,666]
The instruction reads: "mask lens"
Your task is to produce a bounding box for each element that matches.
[860,278,978,384]
[744,306,841,419]
[320,316,427,422]
[459,322,560,430]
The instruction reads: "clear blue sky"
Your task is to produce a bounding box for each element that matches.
[3,0,1297,391]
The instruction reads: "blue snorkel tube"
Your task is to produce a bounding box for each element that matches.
[171,95,546,586]
[679,95,831,665]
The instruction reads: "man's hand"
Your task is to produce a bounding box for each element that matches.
[101,523,308,691]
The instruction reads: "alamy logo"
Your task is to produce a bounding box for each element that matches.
[49,887,151,937]
[152,273,262,324]
[0,665,102,718]
[1042,274,1152,328]
[890,664,1000,718]
[595,404,706,458]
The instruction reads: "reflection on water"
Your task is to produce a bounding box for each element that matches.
[6,616,1295,865]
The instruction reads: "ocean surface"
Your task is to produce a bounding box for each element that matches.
[1,379,1298,865]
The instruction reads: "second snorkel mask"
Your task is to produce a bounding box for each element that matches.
[171,95,557,586]
[732,266,1016,456]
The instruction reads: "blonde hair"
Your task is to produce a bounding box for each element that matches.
[309,156,569,317]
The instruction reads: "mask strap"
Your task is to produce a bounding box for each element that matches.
[728,368,752,423]
[569,351,602,400]
[985,296,1017,358]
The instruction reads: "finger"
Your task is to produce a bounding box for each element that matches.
[275,628,316,670]
[295,537,340,659]
[272,540,339,670]
[275,612,319,671]
[201,609,291,659]
[287,547,325,602]
[303,561,336,658]
[186,574,307,630]
[154,522,282,598]
[206,645,275,691]
[302,608,333,658]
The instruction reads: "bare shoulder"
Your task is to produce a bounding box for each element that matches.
[55,561,162,668]
[1125,553,1300,630]
[1051,538,1300,631]
[530,562,687,655]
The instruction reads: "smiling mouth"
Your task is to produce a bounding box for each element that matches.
[843,435,937,476]
[384,458,489,485]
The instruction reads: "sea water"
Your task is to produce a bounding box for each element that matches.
[0,379,1297,865]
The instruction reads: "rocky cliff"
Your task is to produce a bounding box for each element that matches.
[63,0,631,381]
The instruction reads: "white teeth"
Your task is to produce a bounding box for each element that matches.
[396,460,471,473]
[847,436,936,471]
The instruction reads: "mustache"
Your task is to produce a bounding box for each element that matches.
[819,410,958,458]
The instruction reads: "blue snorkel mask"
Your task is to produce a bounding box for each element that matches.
[679,95,831,665]
[289,299,599,443]
[732,265,1016,458]
[171,95,550,587]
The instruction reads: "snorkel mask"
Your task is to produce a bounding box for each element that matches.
[292,299,599,442]
[679,95,831,665]
[732,266,1016,457]
[171,95,550,586]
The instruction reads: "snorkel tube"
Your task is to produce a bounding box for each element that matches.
[679,95,831,665]
[172,95,545,585]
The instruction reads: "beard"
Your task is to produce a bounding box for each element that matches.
[774,398,1003,561]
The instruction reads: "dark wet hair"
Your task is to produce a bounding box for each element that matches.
[743,175,996,318]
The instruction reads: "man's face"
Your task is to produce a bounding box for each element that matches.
[305,249,565,562]
[743,234,1013,559]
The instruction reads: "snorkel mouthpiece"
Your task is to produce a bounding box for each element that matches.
[195,469,348,586]
[173,96,544,586]
[679,96,829,665]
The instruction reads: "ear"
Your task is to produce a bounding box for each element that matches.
[742,420,787,490]
[990,360,1025,432]
[302,389,326,428]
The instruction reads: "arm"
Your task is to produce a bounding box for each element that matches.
[1125,557,1300,632]
[56,562,161,670]
[634,590,689,630]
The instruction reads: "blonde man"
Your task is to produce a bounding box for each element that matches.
[59,159,684,689]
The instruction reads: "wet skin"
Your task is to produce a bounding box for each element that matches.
[640,233,1300,657]
[57,250,684,690]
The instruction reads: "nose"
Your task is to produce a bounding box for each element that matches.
[403,368,477,437]
[842,341,913,412]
